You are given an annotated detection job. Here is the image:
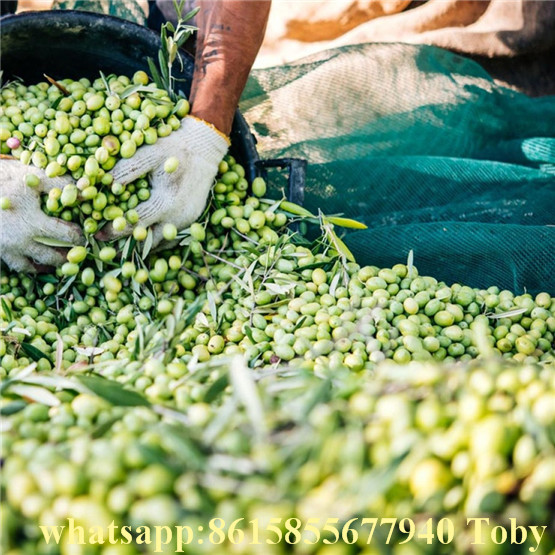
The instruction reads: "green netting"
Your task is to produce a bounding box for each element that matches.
[240,43,555,294]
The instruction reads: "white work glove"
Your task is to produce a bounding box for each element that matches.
[0,159,84,273]
[101,115,229,247]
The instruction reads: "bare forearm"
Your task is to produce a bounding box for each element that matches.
[190,0,271,135]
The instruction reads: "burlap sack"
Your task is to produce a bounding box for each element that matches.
[258,0,555,95]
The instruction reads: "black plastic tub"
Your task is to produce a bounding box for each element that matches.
[0,10,305,202]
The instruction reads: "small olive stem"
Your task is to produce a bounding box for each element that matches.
[44,74,70,95]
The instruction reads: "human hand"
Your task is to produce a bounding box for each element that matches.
[0,159,84,272]
[99,115,229,247]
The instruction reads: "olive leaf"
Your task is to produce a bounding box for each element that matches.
[55,333,64,373]
[300,378,332,419]
[407,249,414,278]
[195,311,210,329]
[119,83,159,99]
[14,373,86,393]
[157,422,206,470]
[88,235,104,273]
[207,290,218,324]
[229,356,267,438]
[487,307,528,319]
[259,198,282,214]
[164,314,176,338]
[1,297,13,321]
[76,374,151,407]
[354,452,408,508]
[33,236,75,248]
[20,342,50,362]
[203,374,229,403]
[323,216,368,229]
[98,71,112,95]
[57,274,77,297]
[51,96,64,111]
[146,58,164,92]
[324,225,356,263]
[279,200,315,218]
[9,384,61,406]
[72,287,83,302]
[291,315,308,333]
[0,363,37,394]
[264,282,296,295]
[243,325,255,344]
[121,235,134,261]
[158,49,170,86]
[0,401,27,416]
[296,257,339,271]
[329,272,341,297]
[37,274,58,284]
[91,416,120,439]
[142,228,154,259]
[6,362,37,381]
[471,320,494,357]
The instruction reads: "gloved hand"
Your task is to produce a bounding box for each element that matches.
[0,159,84,272]
[100,115,230,247]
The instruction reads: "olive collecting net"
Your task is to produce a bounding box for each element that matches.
[240,43,555,294]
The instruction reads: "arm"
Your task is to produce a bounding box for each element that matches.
[190,0,271,135]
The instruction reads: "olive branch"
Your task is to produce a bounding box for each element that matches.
[147,0,199,102]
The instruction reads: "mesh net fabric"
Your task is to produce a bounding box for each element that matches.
[240,43,555,294]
